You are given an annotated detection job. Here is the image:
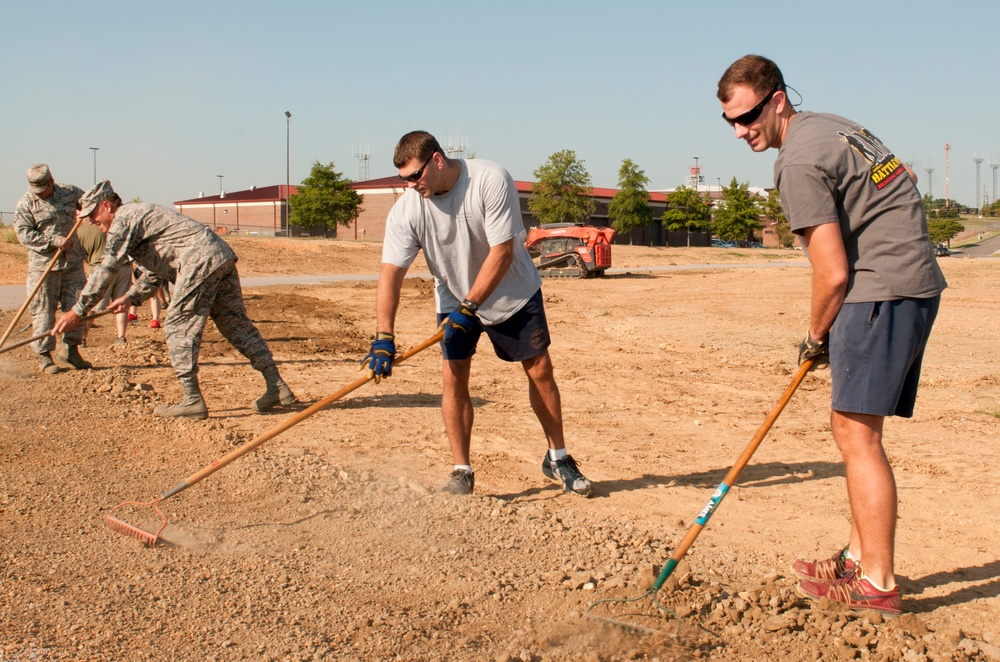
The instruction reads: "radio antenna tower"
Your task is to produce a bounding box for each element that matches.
[444,132,470,159]
[991,162,999,204]
[972,156,983,214]
[944,144,951,208]
[352,143,371,181]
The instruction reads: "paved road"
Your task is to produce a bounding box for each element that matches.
[0,262,812,312]
[950,232,1000,258]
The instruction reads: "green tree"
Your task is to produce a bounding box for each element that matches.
[661,186,710,246]
[713,178,762,243]
[607,159,652,235]
[289,161,364,233]
[528,150,595,225]
[927,218,965,245]
[760,189,792,247]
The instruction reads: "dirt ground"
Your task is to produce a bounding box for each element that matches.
[1,237,998,662]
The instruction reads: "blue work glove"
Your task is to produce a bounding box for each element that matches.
[798,332,829,370]
[360,332,396,383]
[439,300,478,344]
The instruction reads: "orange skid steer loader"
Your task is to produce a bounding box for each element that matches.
[524,223,615,278]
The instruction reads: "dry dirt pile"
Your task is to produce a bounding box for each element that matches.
[1,238,999,661]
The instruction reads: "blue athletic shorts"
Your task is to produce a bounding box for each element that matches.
[829,296,940,418]
[437,289,551,362]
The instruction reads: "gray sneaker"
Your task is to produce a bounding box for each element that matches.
[542,454,593,497]
[110,336,128,348]
[438,469,475,495]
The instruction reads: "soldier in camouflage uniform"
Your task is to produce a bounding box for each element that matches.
[14,164,92,373]
[53,180,296,420]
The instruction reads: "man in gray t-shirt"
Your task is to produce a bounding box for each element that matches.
[360,130,592,498]
[718,55,946,615]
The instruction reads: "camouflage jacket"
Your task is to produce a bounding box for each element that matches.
[14,183,86,271]
[73,203,237,316]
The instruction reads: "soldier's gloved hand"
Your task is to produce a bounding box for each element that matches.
[439,300,478,344]
[798,332,829,370]
[49,235,67,250]
[360,332,396,383]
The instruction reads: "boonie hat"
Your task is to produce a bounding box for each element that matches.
[78,180,118,218]
[27,164,53,194]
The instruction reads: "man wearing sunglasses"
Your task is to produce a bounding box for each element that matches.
[717,54,946,615]
[360,130,593,498]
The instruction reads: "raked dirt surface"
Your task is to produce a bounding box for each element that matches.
[1,237,998,661]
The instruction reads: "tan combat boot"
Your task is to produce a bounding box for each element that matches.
[39,352,61,374]
[154,377,208,420]
[254,366,297,412]
[57,344,92,370]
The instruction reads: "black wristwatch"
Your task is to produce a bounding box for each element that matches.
[461,298,479,314]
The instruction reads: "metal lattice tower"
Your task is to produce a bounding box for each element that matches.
[992,163,999,205]
[444,133,469,159]
[352,144,371,181]
[924,168,933,198]
[975,157,984,211]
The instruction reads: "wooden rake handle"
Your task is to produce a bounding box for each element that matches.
[652,358,815,591]
[0,215,87,348]
[159,329,446,500]
[0,309,116,356]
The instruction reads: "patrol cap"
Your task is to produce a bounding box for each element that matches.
[78,180,118,218]
[27,164,53,194]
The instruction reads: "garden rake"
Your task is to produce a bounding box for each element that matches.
[0,215,87,349]
[585,358,815,633]
[0,310,115,356]
[106,328,445,547]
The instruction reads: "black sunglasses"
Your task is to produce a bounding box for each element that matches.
[722,86,780,127]
[399,152,437,183]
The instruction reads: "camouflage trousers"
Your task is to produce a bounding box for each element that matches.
[163,260,275,381]
[27,266,86,354]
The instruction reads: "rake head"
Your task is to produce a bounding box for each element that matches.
[104,498,168,547]
[584,587,678,635]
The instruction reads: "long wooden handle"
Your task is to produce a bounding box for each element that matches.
[0,215,87,348]
[0,309,116,356]
[652,358,815,591]
[160,329,446,500]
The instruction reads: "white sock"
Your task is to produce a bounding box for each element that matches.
[844,548,859,563]
[454,465,473,474]
[864,574,892,592]
[548,448,568,461]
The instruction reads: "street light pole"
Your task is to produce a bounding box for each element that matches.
[89,147,99,184]
[285,111,292,233]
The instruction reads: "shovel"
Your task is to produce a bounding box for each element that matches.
[106,329,446,547]
[585,358,816,633]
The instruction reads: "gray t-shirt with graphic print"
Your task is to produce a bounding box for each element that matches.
[774,111,946,303]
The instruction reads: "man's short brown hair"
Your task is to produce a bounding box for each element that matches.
[717,54,785,103]
[393,130,442,169]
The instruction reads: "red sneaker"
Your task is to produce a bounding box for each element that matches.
[791,547,856,581]
[149,319,161,329]
[128,313,139,322]
[797,566,901,615]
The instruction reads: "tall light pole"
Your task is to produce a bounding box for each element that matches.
[89,147,99,184]
[217,174,224,197]
[285,111,292,232]
[693,156,700,191]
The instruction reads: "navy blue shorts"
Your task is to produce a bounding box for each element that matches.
[437,289,551,362]
[829,296,940,418]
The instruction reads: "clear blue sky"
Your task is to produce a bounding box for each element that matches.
[2,0,997,219]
